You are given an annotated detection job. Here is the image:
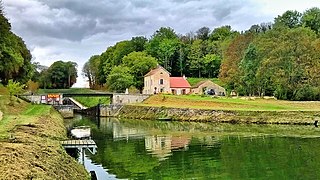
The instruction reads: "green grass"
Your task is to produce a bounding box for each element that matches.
[142,94,320,111]
[73,97,110,107]
[36,88,94,94]
[187,77,224,87]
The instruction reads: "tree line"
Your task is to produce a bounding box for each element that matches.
[83,7,320,100]
[0,2,78,90]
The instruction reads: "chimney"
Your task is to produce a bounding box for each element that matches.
[183,75,186,79]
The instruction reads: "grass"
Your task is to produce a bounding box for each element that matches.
[0,90,89,179]
[73,96,110,107]
[187,77,224,87]
[36,88,94,94]
[141,94,320,111]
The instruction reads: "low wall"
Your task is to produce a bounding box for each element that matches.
[53,105,74,118]
[117,105,320,125]
[112,94,150,104]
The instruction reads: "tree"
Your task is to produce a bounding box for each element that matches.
[196,27,210,40]
[188,39,205,77]
[274,10,302,28]
[255,27,319,100]
[107,66,134,93]
[6,79,24,106]
[83,55,100,89]
[219,33,255,92]
[45,61,77,89]
[26,80,39,95]
[209,25,235,41]
[122,52,157,91]
[157,38,180,71]
[239,44,259,96]
[203,54,221,78]
[131,36,147,52]
[302,7,320,34]
[0,4,34,84]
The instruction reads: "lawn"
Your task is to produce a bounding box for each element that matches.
[36,88,94,94]
[187,77,224,87]
[0,94,52,139]
[141,94,320,111]
[73,96,110,107]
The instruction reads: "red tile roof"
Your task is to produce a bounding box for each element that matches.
[170,77,191,88]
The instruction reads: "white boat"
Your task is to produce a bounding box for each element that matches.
[71,126,91,139]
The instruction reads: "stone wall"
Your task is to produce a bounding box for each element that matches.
[53,105,74,118]
[118,105,320,125]
[112,94,150,104]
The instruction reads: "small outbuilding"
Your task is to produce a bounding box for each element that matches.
[191,80,226,96]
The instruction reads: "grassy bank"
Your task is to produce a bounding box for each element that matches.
[73,96,110,107]
[141,94,320,111]
[0,88,89,179]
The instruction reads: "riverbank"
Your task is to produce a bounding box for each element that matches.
[0,92,89,179]
[118,105,320,125]
[117,95,320,125]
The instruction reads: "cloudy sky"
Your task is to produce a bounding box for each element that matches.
[2,0,320,87]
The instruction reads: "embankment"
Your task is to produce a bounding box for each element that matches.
[118,105,320,125]
[0,107,89,179]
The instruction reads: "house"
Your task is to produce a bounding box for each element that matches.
[143,65,171,94]
[191,80,226,96]
[143,66,191,95]
[170,76,191,95]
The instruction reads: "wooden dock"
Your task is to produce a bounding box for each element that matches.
[61,139,97,148]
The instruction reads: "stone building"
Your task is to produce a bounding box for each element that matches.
[143,65,191,95]
[143,65,171,94]
[191,80,226,96]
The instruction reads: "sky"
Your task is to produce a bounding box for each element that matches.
[2,0,320,87]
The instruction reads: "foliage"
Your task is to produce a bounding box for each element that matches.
[41,61,77,89]
[6,79,24,105]
[26,80,39,94]
[83,7,320,100]
[122,51,157,91]
[107,66,134,92]
[82,55,100,89]
[0,7,34,84]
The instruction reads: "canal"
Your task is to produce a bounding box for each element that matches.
[66,114,320,179]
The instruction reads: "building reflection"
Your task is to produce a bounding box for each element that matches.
[99,118,222,161]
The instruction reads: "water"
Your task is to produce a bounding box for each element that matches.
[67,114,320,179]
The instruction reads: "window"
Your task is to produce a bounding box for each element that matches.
[160,79,164,85]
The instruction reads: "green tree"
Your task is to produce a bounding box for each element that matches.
[302,7,320,34]
[145,27,179,72]
[188,39,205,77]
[203,54,221,78]
[83,55,100,89]
[45,61,77,89]
[6,79,24,106]
[122,52,157,91]
[274,10,302,28]
[239,44,259,96]
[0,4,34,84]
[107,66,134,92]
[196,27,210,40]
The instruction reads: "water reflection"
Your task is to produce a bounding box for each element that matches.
[68,115,320,179]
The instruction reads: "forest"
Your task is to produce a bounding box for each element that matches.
[83,7,320,100]
[1,3,320,100]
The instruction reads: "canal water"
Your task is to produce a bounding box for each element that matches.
[67,114,320,179]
